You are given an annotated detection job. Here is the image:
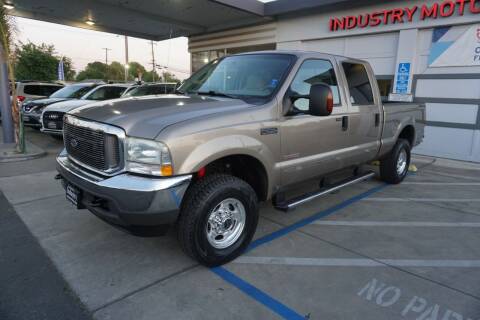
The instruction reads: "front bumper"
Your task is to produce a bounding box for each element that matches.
[41,128,63,135]
[22,113,42,127]
[56,153,192,230]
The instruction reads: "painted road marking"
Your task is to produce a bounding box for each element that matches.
[211,267,305,319]
[248,184,388,251]
[363,198,480,202]
[233,257,480,268]
[402,182,480,186]
[211,183,389,319]
[358,278,478,320]
[312,221,480,227]
[420,170,480,182]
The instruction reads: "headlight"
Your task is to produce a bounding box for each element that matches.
[125,137,173,176]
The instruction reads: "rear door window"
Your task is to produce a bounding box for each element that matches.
[23,85,43,96]
[342,63,375,106]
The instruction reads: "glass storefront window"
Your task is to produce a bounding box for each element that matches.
[191,44,276,73]
[192,50,226,73]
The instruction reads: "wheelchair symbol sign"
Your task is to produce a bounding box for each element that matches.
[396,63,411,94]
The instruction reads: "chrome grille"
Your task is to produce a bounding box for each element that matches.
[64,119,122,173]
[43,111,64,130]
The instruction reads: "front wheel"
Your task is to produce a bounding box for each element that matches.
[380,139,411,184]
[177,174,259,267]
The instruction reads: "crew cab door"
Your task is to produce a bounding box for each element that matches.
[338,60,383,163]
[279,57,354,186]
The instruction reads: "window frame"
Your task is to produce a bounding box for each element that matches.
[285,58,343,116]
[340,61,378,107]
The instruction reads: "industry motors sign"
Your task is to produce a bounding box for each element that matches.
[329,0,480,32]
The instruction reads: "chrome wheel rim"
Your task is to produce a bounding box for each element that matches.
[206,198,246,250]
[397,149,408,176]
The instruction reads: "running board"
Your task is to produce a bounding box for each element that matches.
[274,171,376,212]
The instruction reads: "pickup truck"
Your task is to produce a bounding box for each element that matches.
[56,51,425,266]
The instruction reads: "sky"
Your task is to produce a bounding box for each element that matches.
[14,17,191,80]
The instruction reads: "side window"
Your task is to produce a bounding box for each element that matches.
[105,87,127,99]
[342,62,374,105]
[290,59,340,112]
[42,85,62,96]
[23,85,43,96]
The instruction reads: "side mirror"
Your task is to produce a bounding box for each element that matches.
[309,83,334,116]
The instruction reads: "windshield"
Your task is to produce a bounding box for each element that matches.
[178,54,295,98]
[82,86,127,101]
[123,84,176,97]
[50,85,95,99]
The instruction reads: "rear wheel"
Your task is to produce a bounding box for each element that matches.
[177,174,259,266]
[380,139,411,184]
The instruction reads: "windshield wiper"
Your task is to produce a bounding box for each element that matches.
[196,90,238,99]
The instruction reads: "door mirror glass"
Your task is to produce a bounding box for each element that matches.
[309,83,333,117]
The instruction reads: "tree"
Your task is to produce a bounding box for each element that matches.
[127,61,147,81]
[76,61,107,81]
[1,6,24,151]
[143,70,160,82]
[14,42,75,81]
[161,71,180,83]
[106,61,125,81]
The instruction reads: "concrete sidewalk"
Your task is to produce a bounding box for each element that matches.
[0,126,46,162]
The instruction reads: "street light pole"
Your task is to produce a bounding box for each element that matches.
[0,41,14,144]
[124,36,129,82]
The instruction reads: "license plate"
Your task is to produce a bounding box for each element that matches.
[23,115,30,121]
[66,184,82,208]
[47,121,57,129]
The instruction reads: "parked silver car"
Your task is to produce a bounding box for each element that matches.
[41,84,131,136]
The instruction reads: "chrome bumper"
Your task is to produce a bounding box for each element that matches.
[56,152,192,227]
[41,128,63,135]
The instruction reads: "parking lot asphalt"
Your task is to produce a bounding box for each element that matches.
[1,127,480,320]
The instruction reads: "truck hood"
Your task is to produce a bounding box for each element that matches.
[44,99,95,113]
[68,95,253,139]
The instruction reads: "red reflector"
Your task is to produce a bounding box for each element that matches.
[198,167,206,178]
[17,96,26,102]
[327,92,333,114]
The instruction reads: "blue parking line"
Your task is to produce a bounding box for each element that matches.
[211,182,388,319]
[211,267,305,320]
[248,183,388,251]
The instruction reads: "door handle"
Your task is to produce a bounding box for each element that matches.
[341,116,349,131]
[375,113,380,127]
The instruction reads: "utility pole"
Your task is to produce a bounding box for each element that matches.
[102,47,111,65]
[124,36,129,83]
[150,41,156,82]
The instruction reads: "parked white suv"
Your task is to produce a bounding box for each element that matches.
[41,84,131,136]
[14,81,64,103]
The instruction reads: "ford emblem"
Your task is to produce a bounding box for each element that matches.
[70,138,78,148]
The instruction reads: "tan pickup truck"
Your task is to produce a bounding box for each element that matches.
[56,51,425,266]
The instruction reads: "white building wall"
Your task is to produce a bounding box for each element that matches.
[276,2,480,163]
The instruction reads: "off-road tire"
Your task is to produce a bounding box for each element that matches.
[380,139,411,184]
[177,174,259,267]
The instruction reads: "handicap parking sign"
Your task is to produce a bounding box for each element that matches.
[395,62,411,94]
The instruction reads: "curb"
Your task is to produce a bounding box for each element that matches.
[0,142,47,163]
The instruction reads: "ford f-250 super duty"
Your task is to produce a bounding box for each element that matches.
[56,51,425,266]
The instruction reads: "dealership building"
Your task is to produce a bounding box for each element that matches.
[3,0,480,162]
[189,0,480,162]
